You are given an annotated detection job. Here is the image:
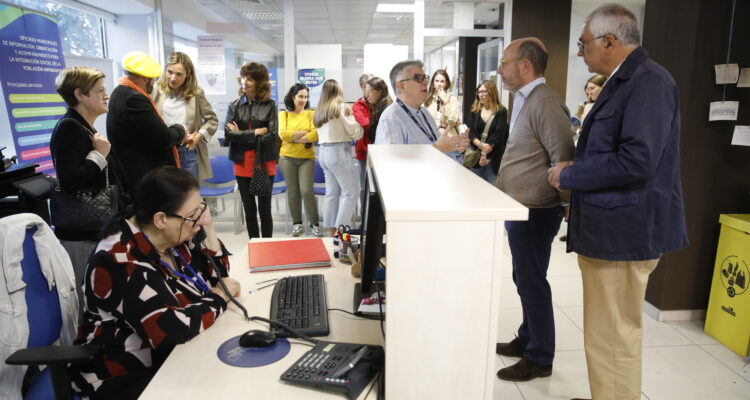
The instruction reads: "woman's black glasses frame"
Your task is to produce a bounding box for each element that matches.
[168,202,208,227]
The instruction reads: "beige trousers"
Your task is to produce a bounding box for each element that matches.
[578,254,660,400]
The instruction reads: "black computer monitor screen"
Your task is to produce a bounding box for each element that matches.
[354,166,386,307]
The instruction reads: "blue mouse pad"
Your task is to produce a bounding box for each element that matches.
[217,335,290,367]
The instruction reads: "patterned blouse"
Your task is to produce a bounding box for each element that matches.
[69,219,231,396]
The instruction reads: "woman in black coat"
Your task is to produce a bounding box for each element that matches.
[465,80,509,183]
[50,66,127,316]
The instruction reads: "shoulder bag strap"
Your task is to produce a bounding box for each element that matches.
[480,114,495,143]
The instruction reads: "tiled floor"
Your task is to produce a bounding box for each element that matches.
[492,224,750,400]
[212,197,750,400]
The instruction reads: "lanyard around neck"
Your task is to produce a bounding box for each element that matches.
[141,228,210,293]
[396,98,437,142]
[159,249,210,293]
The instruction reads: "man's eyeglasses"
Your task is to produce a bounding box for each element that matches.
[399,73,429,84]
[577,35,611,52]
[168,202,208,227]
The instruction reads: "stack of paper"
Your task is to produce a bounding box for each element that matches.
[248,238,331,272]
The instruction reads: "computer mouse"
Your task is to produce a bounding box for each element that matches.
[238,329,276,348]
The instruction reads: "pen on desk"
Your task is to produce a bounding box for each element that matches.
[257,278,278,285]
[248,282,276,293]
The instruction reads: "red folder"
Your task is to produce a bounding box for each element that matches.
[248,238,331,272]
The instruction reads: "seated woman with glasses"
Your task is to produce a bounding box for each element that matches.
[69,166,241,400]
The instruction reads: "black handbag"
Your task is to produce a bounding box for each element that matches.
[247,142,273,196]
[50,166,120,232]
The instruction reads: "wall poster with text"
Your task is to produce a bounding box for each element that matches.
[197,35,225,95]
[0,3,66,173]
[297,68,325,108]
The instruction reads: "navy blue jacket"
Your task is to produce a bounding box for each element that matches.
[560,47,688,261]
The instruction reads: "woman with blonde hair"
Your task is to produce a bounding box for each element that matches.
[152,52,218,180]
[314,79,363,230]
[464,80,508,183]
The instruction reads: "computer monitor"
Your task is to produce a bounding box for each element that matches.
[353,165,386,313]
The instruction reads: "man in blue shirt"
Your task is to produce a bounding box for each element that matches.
[374,60,469,152]
[548,4,688,399]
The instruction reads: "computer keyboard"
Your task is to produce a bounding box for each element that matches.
[269,274,330,337]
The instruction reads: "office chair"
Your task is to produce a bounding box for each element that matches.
[4,224,100,400]
[270,168,291,232]
[200,155,244,234]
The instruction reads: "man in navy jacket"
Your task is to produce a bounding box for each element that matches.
[548,4,688,400]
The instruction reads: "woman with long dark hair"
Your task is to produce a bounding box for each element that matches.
[279,83,321,237]
[424,69,462,162]
[225,62,279,238]
[69,166,239,399]
[366,77,393,144]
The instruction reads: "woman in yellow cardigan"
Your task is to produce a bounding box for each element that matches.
[279,83,321,237]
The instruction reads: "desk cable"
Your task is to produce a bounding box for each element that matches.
[206,253,318,345]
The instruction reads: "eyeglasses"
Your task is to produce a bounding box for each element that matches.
[577,35,610,52]
[168,202,207,227]
[399,73,429,84]
[477,90,488,94]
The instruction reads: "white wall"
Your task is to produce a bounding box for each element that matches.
[364,44,409,99]
[296,44,343,101]
[566,1,645,113]
[343,68,365,103]
[105,15,151,79]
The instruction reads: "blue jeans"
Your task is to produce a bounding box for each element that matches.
[471,163,496,184]
[178,146,199,179]
[318,143,359,228]
[446,150,463,164]
[505,206,564,366]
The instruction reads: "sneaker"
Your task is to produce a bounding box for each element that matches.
[310,224,322,238]
[292,224,304,237]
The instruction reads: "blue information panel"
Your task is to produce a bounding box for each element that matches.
[0,4,66,173]
[298,68,325,108]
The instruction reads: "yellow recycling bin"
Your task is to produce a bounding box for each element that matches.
[705,214,750,358]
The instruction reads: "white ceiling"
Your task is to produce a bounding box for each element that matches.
[76,0,503,56]
[221,0,503,55]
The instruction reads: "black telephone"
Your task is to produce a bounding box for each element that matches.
[280,341,384,400]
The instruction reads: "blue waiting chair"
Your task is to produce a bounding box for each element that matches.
[200,155,243,234]
[4,222,100,400]
[313,161,326,197]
